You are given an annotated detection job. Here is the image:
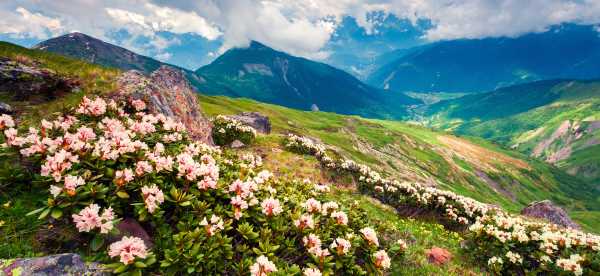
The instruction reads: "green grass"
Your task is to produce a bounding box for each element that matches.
[200,95,600,223]
[332,189,485,275]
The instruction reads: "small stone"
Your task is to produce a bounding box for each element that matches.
[231,140,245,148]
[425,247,452,265]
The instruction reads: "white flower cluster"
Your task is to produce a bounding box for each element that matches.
[470,213,600,274]
[283,134,600,275]
[214,115,257,137]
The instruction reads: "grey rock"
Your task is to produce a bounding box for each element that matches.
[0,57,78,102]
[521,200,580,229]
[230,112,271,134]
[0,102,13,114]
[230,140,245,148]
[114,66,213,144]
[0,253,108,275]
[311,104,319,112]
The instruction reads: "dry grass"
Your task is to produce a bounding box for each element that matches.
[438,135,530,171]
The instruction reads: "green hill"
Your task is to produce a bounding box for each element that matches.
[425,79,600,186]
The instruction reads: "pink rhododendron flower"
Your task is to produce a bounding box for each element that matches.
[49,185,62,198]
[76,96,107,116]
[321,201,339,215]
[331,211,348,225]
[41,149,79,182]
[200,215,224,236]
[63,175,85,195]
[141,184,164,214]
[303,268,322,276]
[373,250,391,269]
[108,236,148,265]
[303,233,322,249]
[303,198,322,213]
[135,161,153,176]
[330,238,352,255]
[231,195,248,220]
[250,255,277,276]
[115,168,134,186]
[0,114,15,129]
[261,198,283,216]
[294,214,315,230]
[130,99,146,111]
[360,227,379,246]
[72,204,115,233]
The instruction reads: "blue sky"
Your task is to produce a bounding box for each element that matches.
[1,0,600,70]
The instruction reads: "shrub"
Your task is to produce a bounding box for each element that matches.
[0,97,396,275]
[212,115,257,146]
[284,134,600,275]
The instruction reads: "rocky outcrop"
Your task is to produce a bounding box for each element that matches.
[115,66,213,144]
[0,57,78,102]
[521,200,580,229]
[230,112,271,134]
[1,253,107,275]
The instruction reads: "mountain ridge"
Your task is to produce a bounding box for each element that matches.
[32,33,418,119]
[367,24,600,93]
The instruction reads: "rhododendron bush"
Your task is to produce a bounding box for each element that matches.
[0,97,402,275]
[284,134,600,275]
[212,115,257,146]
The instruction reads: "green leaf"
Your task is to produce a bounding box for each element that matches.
[26,207,46,217]
[90,235,105,251]
[117,191,130,198]
[50,209,63,219]
[113,264,128,273]
[38,208,50,220]
[134,261,147,268]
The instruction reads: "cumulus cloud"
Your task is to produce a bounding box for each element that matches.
[2,0,600,61]
[384,0,600,40]
[0,6,63,39]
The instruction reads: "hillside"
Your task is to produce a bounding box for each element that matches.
[425,79,600,186]
[196,41,419,119]
[367,24,600,93]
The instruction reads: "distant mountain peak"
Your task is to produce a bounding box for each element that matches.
[248,40,269,50]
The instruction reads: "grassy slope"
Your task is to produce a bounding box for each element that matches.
[425,80,600,186]
[199,96,600,232]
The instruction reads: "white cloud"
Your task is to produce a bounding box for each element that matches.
[0,7,63,39]
[384,0,600,41]
[154,52,172,61]
[104,4,222,40]
[2,0,600,61]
